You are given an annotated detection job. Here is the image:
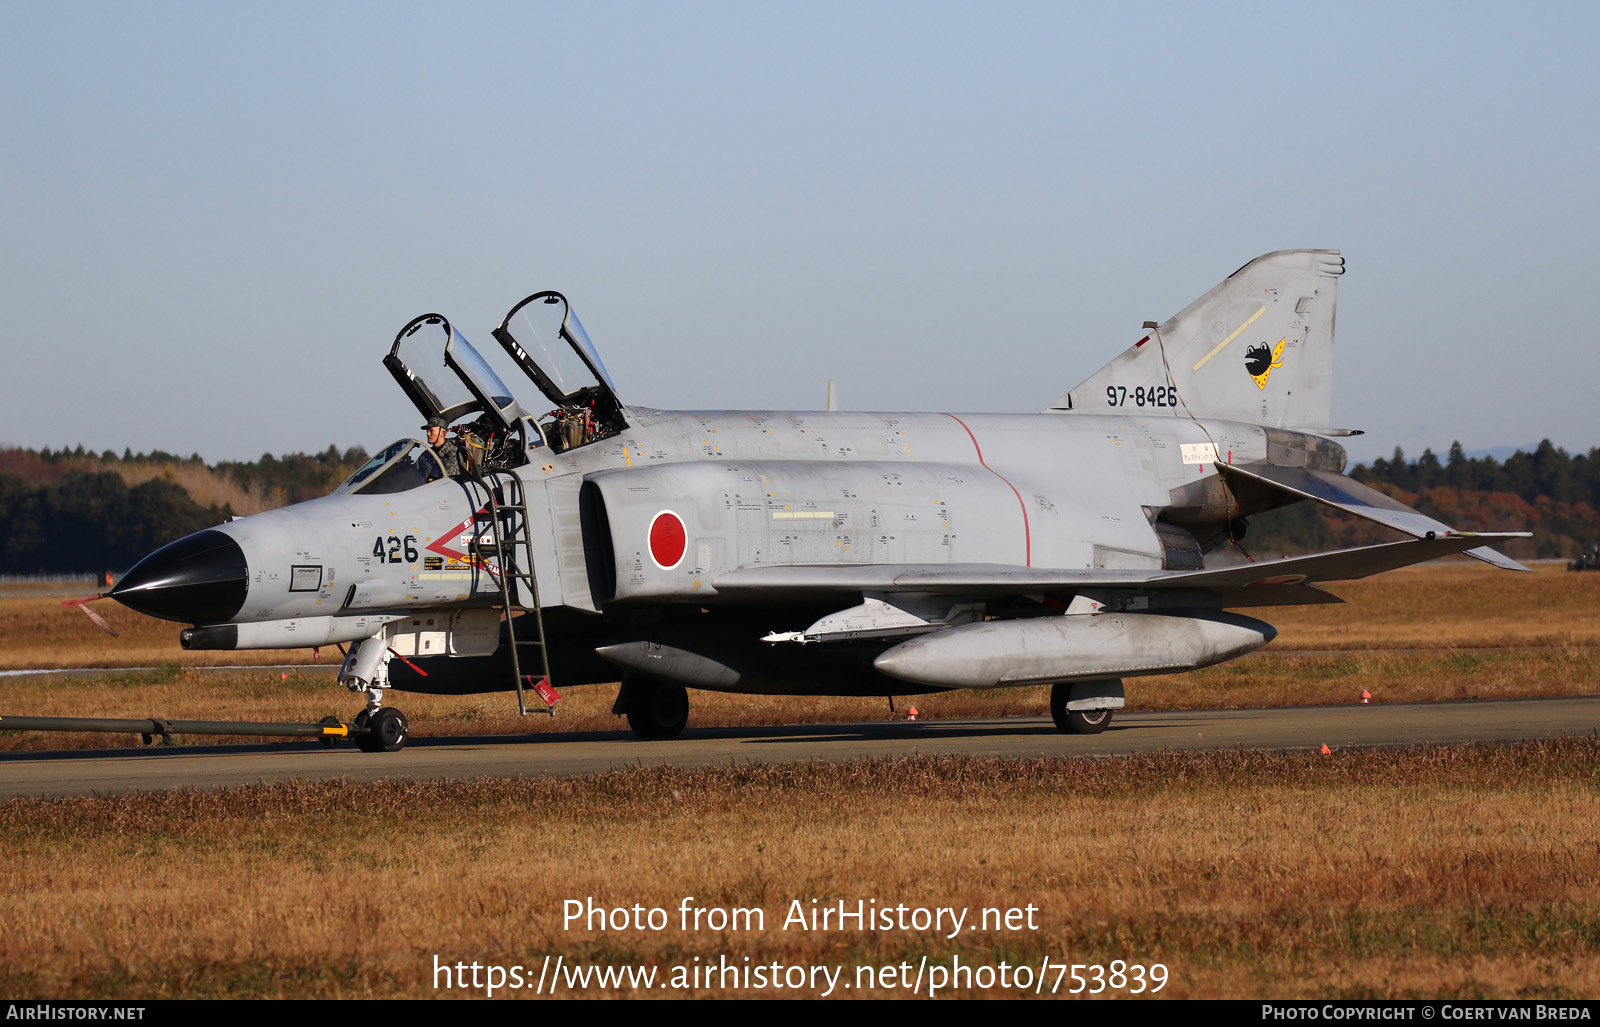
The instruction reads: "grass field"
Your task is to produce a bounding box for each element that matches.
[1,562,1596,749]
[11,561,1598,672]
[0,562,1597,999]
[2,743,1598,999]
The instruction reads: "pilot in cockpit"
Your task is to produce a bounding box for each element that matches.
[423,416,467,478]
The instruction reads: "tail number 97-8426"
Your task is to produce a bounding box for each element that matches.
[1106,385,1177,408]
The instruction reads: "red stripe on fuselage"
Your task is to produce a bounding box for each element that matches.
[942,413,1031,567]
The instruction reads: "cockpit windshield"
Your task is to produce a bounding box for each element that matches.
[337,439,447,495]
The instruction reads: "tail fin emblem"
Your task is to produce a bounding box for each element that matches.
[1245,338,1286,390]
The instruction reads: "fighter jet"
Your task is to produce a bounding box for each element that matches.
[103,250,1528,751]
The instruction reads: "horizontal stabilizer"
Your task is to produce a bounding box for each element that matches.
[1222,463,1530,571]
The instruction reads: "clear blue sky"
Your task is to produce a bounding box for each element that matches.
[4,2,1595,465]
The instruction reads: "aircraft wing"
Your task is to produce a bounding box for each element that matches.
[1221,463,1530,571]
[712,532,1529,607]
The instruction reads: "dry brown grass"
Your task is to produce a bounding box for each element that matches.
[1,562,1596,998]
[10,560,1593,673]
[1158,645,1600,709]
[2,561,1596,750]
[1,743,1598,999]
[7,561,1593,673]
[1258,560,1600,650]
[0,596,322,670]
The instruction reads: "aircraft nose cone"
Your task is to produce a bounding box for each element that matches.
[109,529,248,623]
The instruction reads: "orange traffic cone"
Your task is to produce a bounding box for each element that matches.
[1360,689,1371,704]
[907,706,919,721]
[1319,744,1332,756]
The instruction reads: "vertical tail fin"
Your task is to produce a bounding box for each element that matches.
[1049,249,1345,429]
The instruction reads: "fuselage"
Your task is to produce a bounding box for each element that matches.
[111,407,1341,647]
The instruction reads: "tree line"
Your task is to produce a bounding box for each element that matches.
[1,439,1594,575]
[1246,440,1599,560]
[1356,440,1600,510]
[0,445,368,576]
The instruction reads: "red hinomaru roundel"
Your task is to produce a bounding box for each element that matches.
[648,510,687,570]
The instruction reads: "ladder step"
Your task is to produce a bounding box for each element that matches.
[469,475,552,715]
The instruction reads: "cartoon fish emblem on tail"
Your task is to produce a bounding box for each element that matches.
[1244,338,1286,390]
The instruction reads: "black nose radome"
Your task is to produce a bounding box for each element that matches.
[110,529,248,623]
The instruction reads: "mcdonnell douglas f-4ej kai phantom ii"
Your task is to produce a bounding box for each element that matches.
[104,250,1528,751]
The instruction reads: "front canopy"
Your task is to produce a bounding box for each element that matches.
[384,314,527,434]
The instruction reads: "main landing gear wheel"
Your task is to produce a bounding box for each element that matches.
[356,707,409,753]
[1050,682,1115,735]
[622,674,689,740]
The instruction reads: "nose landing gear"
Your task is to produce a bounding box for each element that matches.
[341,636,411,753]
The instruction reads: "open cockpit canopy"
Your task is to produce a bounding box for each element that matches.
[381,313,548,473]
[384,314,527,435]
[381,296,628,462]
[494,291,628,449]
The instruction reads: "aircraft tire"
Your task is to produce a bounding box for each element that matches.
[624,674,689,740]
[363,707,410,753]
[352,709,378,753]
[1049,683,1114,735]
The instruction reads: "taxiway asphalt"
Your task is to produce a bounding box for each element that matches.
[0,695,1595,799]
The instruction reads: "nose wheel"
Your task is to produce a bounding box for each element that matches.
[340,635,410,752]
[354,706,410,753]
